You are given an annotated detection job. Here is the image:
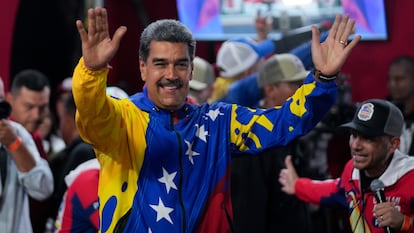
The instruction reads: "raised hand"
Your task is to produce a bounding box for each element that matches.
[255,12,272,42]
[311,14,361,76]
[0,119,18,146]
[278,155,299,195]
[76,8,127,70]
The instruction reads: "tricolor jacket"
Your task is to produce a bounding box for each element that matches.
[72,58,337,233]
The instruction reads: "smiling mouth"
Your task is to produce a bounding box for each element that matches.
[157,79,183,89]
[352,152,367,160]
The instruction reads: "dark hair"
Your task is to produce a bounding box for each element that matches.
[64,92,76,118]
[139,19,196,62]
[11,69,50,95]
[389,55,414,78]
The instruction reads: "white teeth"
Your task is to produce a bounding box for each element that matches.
[165,86,177,90]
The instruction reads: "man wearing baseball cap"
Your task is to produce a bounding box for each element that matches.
[341,99,404,138]
[209,37,275,104]
[188,56,215,104]
[256,53,308,108]
[279,99,414,233]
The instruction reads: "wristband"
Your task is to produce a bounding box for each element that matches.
[401,215,412,232]
[313,69,338,81]
[7,137,22,151]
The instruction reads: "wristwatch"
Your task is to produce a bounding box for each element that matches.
[313,69,338,81]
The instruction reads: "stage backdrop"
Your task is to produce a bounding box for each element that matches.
[2,0,414,102]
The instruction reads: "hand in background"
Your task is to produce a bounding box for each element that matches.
[0,119,18,146]
[279,155,299,195]
[255,12,272,42]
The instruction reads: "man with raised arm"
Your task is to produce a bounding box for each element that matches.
[73,8,360,233]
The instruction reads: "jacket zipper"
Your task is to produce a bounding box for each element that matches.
[171,112,187,233]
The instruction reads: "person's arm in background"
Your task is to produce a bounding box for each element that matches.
[2,120,54,200]
[255,10,272,42]
[279,155,345,206]
[0,119,35,171]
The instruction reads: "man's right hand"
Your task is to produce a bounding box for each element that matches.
[76,8,127,71]
[278,155,299,195]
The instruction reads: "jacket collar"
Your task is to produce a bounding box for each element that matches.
[351,149,414,187]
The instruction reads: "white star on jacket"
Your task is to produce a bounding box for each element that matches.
[158,167,178,194]
[149,197,174,224]
[185,140,200,164]
[205,109,224,121]
[194,124,208,143]
[146,108,224,231]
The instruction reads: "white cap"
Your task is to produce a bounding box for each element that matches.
[216,41,259,77]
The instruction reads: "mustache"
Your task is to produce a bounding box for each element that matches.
[157,79,184,88]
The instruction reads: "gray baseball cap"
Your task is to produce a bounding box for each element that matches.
[340,99,404,137]
[257,53,308,88]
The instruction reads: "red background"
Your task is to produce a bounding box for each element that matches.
[1,0,413,102]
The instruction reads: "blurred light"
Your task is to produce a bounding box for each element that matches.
[282,0,312,6]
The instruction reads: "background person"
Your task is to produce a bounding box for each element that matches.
[38,111,65,159]
[0,77,53,233]
[53,158,100,233]
[188,56,215,105]
[53,86,128,233]
[279,99,414,233]
[387,55,414,155]
[219,30,329,108]
[209,37,274,104]
[6,68,52,233]
[7,69,51,159]
[46,92,96,230]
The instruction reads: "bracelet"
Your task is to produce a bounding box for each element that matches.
[7,137,22,151]
[313,69,338,81]
[401,215,412,232]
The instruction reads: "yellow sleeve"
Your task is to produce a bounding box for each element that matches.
[73,58,149,233]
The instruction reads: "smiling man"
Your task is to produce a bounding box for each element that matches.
[72,7,359,233]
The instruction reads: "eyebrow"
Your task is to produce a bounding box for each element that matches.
[150,57,189,63]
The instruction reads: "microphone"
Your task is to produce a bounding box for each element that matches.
[370,179,392,233]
